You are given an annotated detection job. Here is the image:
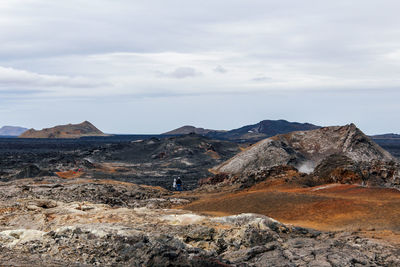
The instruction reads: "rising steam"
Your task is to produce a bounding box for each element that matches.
[297,161,315,174]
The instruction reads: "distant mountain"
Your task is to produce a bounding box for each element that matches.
[371,133,400,159]
[19,121,108,139]
[0,126,28,136]
[163,125,222,135]
[206,119,321,141]
[371,133,400,139]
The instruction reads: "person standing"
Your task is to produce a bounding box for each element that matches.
[173,178,177,190]
[176,177,182,191]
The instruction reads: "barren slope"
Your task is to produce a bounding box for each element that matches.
[19,121,107,139]
[214,124,394,175]
[182,182,400,232]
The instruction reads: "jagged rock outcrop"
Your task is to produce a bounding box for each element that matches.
[213,124,400,188]
[19,121,108,139]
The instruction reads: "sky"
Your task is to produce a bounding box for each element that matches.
[0,0,400,134]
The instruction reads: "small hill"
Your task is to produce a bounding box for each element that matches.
[19,121,108,139]
[162,125,219,135]
[214,124,394,174]
[0,126,28,136]
[206,119,321,141]
[212,124,399,189]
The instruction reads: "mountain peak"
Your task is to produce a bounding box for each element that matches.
[81,120,92,125]
[214,124,395,175]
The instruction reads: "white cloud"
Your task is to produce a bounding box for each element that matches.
[157,67,201,79]
[0,66,106,94]
[1,1,400,133]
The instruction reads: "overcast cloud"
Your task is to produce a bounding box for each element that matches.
[0,0,400,134]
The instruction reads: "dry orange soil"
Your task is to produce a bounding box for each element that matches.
[55,170,84,179]
[180,181,400,243]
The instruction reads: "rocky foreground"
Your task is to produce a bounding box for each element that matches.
[0,178,399,266]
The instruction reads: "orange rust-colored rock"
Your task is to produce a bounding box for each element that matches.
[56,170,84,179]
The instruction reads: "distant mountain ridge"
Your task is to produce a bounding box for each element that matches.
[372,133,400,139]
[163,125,221,135]
[207,119,321,141]
[19,121,108,139]
[164,120,321,141]
[0,126,28,136]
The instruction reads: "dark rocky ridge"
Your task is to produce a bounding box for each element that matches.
[372,137,400,159]
[207,119,321,141]
[372,133,400,139]
[164,120,321,142]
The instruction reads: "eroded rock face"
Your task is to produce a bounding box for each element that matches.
[213,124,400,189]
[311,154,400,187]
